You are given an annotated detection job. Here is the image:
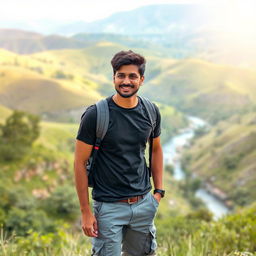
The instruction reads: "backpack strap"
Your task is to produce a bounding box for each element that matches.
[139,96,157,176]
[87,98,109,187]
[96,98,109,145]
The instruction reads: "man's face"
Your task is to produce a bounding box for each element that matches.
[113,64,144,98]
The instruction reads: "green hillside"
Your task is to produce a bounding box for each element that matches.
[142,59,256,123]
[0,49,102,118]
[37,47,256,125]
[2,43,256,126]
[182,111,256,207]
[0,66,100,114]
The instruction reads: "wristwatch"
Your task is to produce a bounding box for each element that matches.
[153,189,165,198]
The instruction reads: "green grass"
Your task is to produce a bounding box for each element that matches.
[36,121,78,154]
[1,203,256,255]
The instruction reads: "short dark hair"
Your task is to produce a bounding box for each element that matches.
[111,50,146,76]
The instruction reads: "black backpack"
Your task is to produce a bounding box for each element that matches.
[86,96,157,187]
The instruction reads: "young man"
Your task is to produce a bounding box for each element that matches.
[74,50,164,256]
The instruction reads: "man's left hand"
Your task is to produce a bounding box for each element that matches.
[153,192,162,203]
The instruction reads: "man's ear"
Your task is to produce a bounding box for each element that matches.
[140,76,145,85]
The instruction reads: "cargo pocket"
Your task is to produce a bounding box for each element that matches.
[144,226,157,255]
[91,238,105,256]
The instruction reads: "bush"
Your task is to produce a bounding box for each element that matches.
[223,155,240,170]
[5,208,54,236]
[0,111,40,162]
[52,70,73,80]
[43,185,79,220]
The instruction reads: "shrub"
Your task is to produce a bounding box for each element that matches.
[0,111,40,162]
[43,185,79,220]
[5,208,54,236]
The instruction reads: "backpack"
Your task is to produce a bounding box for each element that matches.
[86,96,157,187]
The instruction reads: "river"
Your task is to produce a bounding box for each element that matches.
[163,116,230,219]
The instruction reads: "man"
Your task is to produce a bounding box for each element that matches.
[74,50,164,256]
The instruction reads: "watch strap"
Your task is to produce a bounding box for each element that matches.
[153,189,165,198]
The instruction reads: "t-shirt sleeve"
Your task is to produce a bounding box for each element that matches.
[76,105,97,145]
[153,103,161,138]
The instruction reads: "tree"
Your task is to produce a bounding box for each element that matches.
[0,110,40,161]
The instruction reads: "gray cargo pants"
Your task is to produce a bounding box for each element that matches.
[91,192,159,256]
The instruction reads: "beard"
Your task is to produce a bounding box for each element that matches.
[115,84,139,98]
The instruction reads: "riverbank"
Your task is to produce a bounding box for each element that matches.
[163,116,230,219]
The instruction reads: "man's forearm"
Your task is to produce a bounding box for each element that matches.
[74,162,91,213]
[151,146,163,189]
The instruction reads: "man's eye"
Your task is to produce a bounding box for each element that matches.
[117,74,125,79]
[129,74,138,80]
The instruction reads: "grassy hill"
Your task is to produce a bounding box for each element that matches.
[142,59,256,123]
[182,111,256,207]
[0,49,102,119]
[1,41,256,126]
[41,45,256,125]
[0,66,100,114]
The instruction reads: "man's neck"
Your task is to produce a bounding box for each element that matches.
[112,94,138,108]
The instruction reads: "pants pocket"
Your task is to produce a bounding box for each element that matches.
[91,238,105,256]
[150,193,159,209]
[144,225,157,255]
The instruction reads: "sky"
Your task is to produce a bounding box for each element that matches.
[1,0,251,22]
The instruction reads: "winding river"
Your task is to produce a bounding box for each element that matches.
[163,116,230,219]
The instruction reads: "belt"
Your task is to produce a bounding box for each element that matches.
[117,195,144,204]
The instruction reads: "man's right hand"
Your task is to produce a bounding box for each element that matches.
[81,211,98,237]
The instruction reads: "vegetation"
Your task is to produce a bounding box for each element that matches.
[182,112,256,207]
[0,111,40,161]
[1,203,255,255]
[0,30,255,255]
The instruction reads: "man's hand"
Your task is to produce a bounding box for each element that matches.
[81,211,98,237]
[153,192,162,203]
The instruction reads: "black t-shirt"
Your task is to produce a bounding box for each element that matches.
[76,96,161,202]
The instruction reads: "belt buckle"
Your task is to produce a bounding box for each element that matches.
[128,197,135,204]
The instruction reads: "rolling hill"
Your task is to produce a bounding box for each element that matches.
[1,42,256,124]
[0,49,102,119]
[0,29,91,54]
[142,59,256,123]
[182,111,256,207]
[0,67,101,116]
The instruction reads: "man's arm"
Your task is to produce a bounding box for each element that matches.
[151,136,164,202]
[74,139,98,237]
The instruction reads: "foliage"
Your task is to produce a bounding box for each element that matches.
[182,112,256,207]
[5,208,54,236]
[52,70,73,80]
[178,177,204,209]
[1,204,255,255]
[156,203,256,255]
[193,126,209,139]
[0,111,40,162]
[42,185,79,220]
[0,184,55,236]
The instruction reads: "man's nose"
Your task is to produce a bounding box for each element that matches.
[123,76,130,84]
